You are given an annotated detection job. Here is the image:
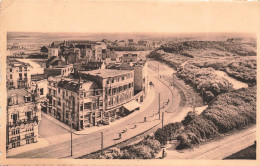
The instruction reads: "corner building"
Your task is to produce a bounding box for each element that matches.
[47,76,103,130]
[79,69,137,124]
[6,89,41,150]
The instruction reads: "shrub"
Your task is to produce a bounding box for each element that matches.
[154,122,183,145]
[121,144,154,159]
[141,138,161,153]
[154,128,168,145]
[176,86,256,150]
[182,111,198,126]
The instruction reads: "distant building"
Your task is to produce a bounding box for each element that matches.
[7,60,32,89]
[6,89,41,150]
[117,40,127,47]
[91,42,107,61]
[44,64,74,77]
[128,39,135,45]
[31,75,48,101]
[114,51,148,63]
[138,40,150,47]
[48,48,59,59]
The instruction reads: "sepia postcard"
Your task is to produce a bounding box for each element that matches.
[0,0,259,165]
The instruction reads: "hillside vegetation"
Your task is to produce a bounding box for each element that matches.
[177,86,256,149]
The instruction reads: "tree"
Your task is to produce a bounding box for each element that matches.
[40,46,48,53]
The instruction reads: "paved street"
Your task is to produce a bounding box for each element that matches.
[39,113,70,138]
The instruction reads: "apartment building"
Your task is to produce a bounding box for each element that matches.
[7,60,32,89]
[48,47,59,59]
[47,76,103,130]
[6,89,41,150]
[79,69,139,124]
[91,42,107,61]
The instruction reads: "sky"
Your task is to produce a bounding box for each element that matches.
[2,0,259,33]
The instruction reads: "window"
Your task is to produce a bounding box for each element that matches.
[19,73,22,80]
[58,88,60,93]
[26,139,29,144]
[10,74,12,79]
[10,82,13,86]
[40,88,44,95]
[24,73,27,78]
[16,129,20,134]
[111,79,114,83]
[24,67,27,71]
[12,143,16,148]
[17,142,20,147]
[84,103,91,109]
[122,76,124,80]
[107,80,109,84]
[25,96,31,102]
[19,66,22,72]
[10,69,12,72]
[80,104,83,111]
[26,111,32,120]
[12,130,15,135]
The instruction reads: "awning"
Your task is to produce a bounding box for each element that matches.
[123,100,140,111]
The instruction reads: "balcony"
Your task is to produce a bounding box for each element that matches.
[8,117,39,127]
[25,133,34,139]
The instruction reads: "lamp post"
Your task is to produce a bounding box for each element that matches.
[158,93,161,120]
[162,112,164,128]
[101,131,104,155]
[193,73,196,113]
[70,112,73,156]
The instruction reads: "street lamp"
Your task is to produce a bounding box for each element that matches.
[70,112,73,156]
[158,92,161,120]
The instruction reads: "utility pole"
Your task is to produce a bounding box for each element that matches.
[70,113,73,156]
[193,73,196,113]
[101,131,104,155]
[159,93,161,120]
[162,112,164,128]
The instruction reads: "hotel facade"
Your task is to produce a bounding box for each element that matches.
[47,69,139,130]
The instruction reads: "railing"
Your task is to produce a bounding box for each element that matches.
[8,117,39,127]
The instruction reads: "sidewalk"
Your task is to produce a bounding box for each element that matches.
[41,112,76,132]
[7,138,49,157]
